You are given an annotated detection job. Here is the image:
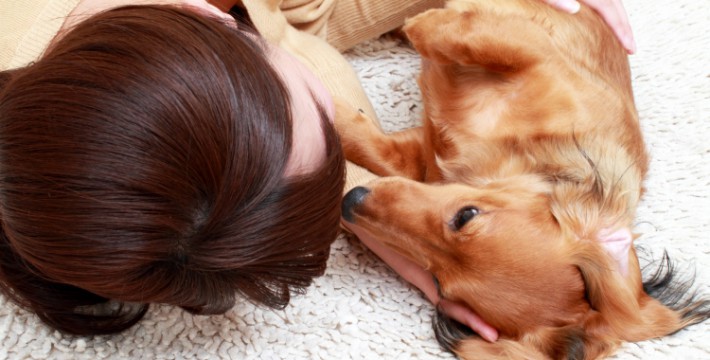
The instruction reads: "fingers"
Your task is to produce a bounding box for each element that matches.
[543,0,636,54]
[183,0,237,25]
[543,0,581,14]
[438,298,499,342]
[347,223,500,342]
[583,0,636,53]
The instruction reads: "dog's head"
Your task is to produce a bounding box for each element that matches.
[343,177,707,359]
[342,1,708,358]
[344,176,587,335]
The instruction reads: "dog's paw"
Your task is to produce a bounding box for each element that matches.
[403,7,550,72]
[403,8,478,65]
[332,97,390,167]
[333,97,381,141]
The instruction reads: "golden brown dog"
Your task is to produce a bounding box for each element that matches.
[338,0,709,358]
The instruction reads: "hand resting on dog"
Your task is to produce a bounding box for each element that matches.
[346,222,500,342]
[542,0,635,53]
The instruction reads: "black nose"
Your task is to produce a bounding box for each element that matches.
[342,186,370,223]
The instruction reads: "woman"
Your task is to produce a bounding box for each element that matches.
[0,0,633,337]
[0,3,349,335]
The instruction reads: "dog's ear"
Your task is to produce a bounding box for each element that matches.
[403,8,554,72]
[573,242,691,342]
[433,308,539,360]
[434,310,588,360]
[454,337,548,360]
[437,308,610,360]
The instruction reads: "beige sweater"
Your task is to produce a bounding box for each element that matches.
[0,0,443,190]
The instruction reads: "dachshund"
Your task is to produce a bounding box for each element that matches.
[337,0,709,358]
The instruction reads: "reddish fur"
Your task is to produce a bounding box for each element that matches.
[336,0,706,358]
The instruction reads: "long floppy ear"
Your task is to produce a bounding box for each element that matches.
[402,7,554,72]
[436,308,614,360]
[434,311,586,360]
[454,338,549,360]
[573,242,689,342]
[433,309,546,360]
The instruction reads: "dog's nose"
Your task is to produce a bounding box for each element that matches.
[342,186,370,223]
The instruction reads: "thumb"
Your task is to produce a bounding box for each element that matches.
[438,298,499,342]
[543,0,581,14]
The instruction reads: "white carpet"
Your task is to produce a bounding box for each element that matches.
[1,0,708,358]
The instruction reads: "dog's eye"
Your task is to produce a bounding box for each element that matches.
[451,206,479,230]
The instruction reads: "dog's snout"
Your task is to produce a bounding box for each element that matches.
[342,186,371,223]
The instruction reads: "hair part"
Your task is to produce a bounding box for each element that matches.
[0,5,345,335]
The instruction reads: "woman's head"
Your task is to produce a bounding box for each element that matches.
[0,5,345,335]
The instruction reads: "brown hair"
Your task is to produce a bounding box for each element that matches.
[0,5,345,335]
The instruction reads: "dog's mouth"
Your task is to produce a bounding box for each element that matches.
[341,184,435,267]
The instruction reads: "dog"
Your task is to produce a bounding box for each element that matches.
[337,0,709,358]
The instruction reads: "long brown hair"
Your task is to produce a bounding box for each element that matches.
[0,5,345,335]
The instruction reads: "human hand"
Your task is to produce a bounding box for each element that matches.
[343,222,499,342]
[436,298,498,342]
[540,0,636,54]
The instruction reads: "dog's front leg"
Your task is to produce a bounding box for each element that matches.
[334,99,428,181]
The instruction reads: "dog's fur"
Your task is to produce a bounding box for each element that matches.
[337,0,709,358]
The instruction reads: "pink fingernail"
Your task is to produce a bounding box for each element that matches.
[558,0,581,14]
[629,38,637,54]
[483,328,499,342]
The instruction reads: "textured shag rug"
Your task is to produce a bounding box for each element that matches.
[1,0,708,359]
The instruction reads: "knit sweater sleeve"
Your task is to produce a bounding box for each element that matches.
[241,0,381,191]
[237,0,447,191]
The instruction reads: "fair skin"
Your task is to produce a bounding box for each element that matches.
[269,43,334,176]
[543,0,636,53]
[61,0,634,343]
[345,222,501,341]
